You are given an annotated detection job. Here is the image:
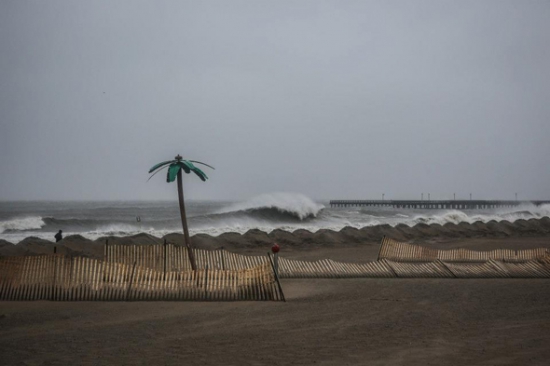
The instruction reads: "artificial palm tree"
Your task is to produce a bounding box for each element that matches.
[148,155,214,271]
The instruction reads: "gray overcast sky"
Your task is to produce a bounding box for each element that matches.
[1,0,549,201]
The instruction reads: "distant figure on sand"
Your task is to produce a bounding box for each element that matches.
[55,230,63,242]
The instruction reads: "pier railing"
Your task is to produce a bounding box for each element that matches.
[329,199,550,209]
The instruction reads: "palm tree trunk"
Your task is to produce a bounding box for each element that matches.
[177,169,197,271]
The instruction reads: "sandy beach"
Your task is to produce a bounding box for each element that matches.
[1,235,550,366]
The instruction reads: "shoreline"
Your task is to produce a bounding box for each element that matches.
[1,216,550,258]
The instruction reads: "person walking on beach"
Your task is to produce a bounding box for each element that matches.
[54,230,63,242]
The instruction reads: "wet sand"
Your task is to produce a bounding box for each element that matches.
[1,236,550,365]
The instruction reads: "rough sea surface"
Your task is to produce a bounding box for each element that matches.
[1,192,549,244]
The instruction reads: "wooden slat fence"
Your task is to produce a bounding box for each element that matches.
[103,243,550,279]
[383,259,455,278]
[2,253,550,300]
[276,257,550,279]
[499,261,550,278]
[538,254,550,265]
[379,259,550,279]
[438,260,509,278]
[378,237,550,262]
[108,244,398,279]
[0,255,283,301]
[277,258,395,278]
[105,244,269,271]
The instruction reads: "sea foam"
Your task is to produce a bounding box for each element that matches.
[407,203,550,227]
[0,216,45,233]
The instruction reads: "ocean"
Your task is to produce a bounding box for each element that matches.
[1,192,549,244]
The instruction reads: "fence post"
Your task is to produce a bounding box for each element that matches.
[53,247,58,299]
[104,239,109,262]
[267,253,285,302]
[377,236,385,261]
[204,265,209,300]
[438,260,456,278]
[126,261,137,301]
[51,255,57,300]
[220,246,225,270]
[163,239,167,281]
[69,256,74,298]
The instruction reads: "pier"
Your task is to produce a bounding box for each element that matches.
[329,200,550,209]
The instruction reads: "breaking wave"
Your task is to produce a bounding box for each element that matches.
[0,216,45,233]
[216,193,324,221]
[1,200,549,243]
[407,204,550,227]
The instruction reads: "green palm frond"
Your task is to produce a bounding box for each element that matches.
[179,160,192,174]
[149,160,174,174]
[189,160,215,170]
[191,165,208,181]
[166,163,181,183]
[150,156,212,183]
[147,165,170,182]
[183,161,208,181]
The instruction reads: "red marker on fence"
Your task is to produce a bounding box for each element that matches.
[271,243,280,275]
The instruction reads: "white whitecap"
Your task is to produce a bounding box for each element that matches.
[0,216,46,233]
[217,192,324,220]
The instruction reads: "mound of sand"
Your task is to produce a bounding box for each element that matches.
[0,239,13,248]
